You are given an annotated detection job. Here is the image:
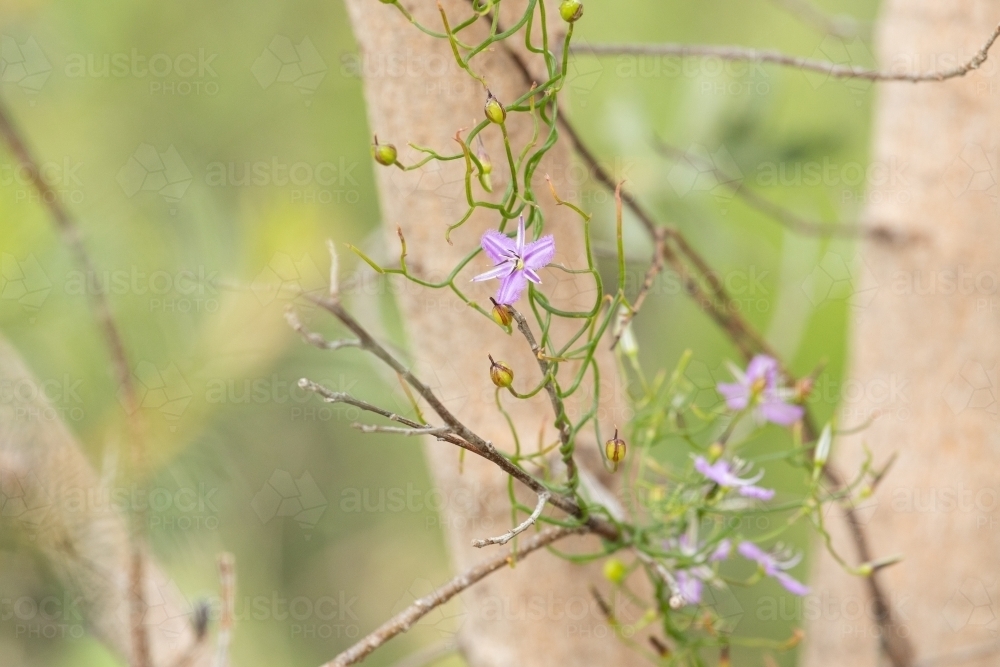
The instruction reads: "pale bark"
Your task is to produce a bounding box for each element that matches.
[804,3,1000,666]
[0,335,212,667]
[343,1,640,664]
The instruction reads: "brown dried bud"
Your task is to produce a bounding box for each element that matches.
[605,428,627,466]
[490,297,512,327]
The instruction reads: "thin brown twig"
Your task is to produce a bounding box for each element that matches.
[0,94,152,667]
[472,491,549,547]
[321,526,586,667]
[571,22,1000,82]
[299,296,620,541]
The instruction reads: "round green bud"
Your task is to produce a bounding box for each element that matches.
[559,0,583,23]
[484,92,506,124]
[371,138,397,167]
[489,355,514,388]
[603,558,627,584]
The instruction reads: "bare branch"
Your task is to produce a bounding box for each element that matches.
[321,526,586,667]
[300,301,621,541]
[572,22,1000,82]
[472,491,550,548]
[285,307,362,351]
[353,423,453,437]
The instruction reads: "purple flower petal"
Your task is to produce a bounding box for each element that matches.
[775,572,810,596]
[515,216,526,255]
[522,235,556,269]
[746,355,779,383]
[523,268,543,284]
[717,382,750,410]
[676,570,703,605]
[737,541,767,564]
[472,261,516,283]
[738,485,776,501]
[758,400,804,426]
[481,229,515,264]
[710,540,732,562]
[694,457,728,485]
[495,270,528,305]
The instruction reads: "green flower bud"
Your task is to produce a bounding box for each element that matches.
[603,558,627,584]
[489,355,514,388]
[559,0,584,23]
[484,91,506,124]
[476,136,493,175]
[707,442,724,463]
[489,297,512,327]
[371,136,397,166]
[605,428,627,467]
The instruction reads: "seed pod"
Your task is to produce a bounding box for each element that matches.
[484,91,506,124]
[559,0,584,22]
[371,136,397,166]
[489,297,512,327]
[605,428,627,466]
[489,355,514,388]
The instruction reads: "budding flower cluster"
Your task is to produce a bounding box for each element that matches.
[488,355,514,388]
[484,91,506,124]
[371,135,397,167]
[559,0,584,22]
[605,428,627,470]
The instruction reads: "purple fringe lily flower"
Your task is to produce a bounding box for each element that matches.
[666,536,733,606]
[738,542,810,596]
[717,355,804,426]
[472,215,555,305]
[695,456,776,501]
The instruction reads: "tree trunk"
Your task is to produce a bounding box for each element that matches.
[343,2,641,664]
[0,336,212,667]
[804,4,1000,666]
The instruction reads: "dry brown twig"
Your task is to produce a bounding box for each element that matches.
[321,526,586,667]
[572,21,1000,83]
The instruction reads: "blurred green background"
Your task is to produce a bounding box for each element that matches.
[0,0,882,664]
